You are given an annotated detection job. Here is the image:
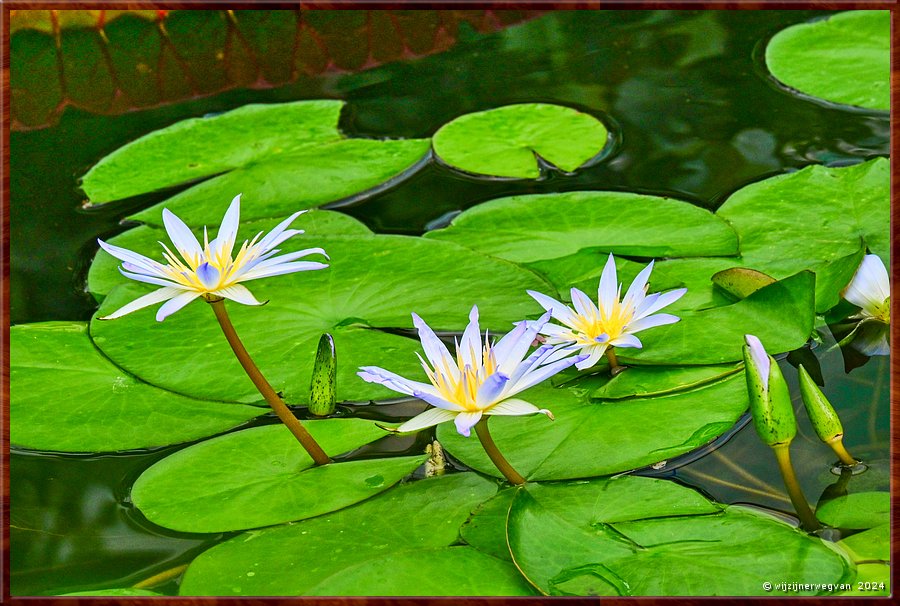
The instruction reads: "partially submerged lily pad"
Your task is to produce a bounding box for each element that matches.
[425,190,738,263]
[10,322,261,453]
[432,104,610,178]
[131,419,426,532]
[816,492,889,529]
[89,232,552,404]
[178,473,528,596]
[587,363,743,400]
[508,477,851,596]
[765,11,889,110]
[82,100,431,226]
[438,372,748,480]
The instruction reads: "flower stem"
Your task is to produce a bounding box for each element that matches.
[827,437,858,467]
[208,298,331,465]
[605,347,626,376]
[474,417,526,486]
[772,444,821,531]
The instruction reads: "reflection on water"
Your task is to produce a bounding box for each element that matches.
[9,10,889,595]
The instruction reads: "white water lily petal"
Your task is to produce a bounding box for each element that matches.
[258,210,308,251]
[597,254,619,311]
[162,208,203,265]
[98,239,168,276]
[496,311,552,375]
[357,366,439,398]
[843,254,890,316]
[459,306,483,369]
[622,260,654,309]
[155,290,202,322]
[395,408,458,434]
[214,194,242,261]
[744,334,771,392]
[216,284,266,306]
[609,334,642,349]
[411,312,455,373]
[625,313,681,333]
[575,347,605,370]
[99,286,184,320]
[487,398,553,418]
[570,287,598,320]
[118,267,182,289]
[239,261,329,281]
[413,390,467,412]
[527,290,579,326]
[454,411,483,437]
[508,353,588,395]
[633,288,687,321]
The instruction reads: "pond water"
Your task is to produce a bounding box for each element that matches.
[10,10,889,596]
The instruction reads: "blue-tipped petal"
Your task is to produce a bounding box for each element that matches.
[476,372,509,407]
[454,411,483,437]
[196,262,221,289]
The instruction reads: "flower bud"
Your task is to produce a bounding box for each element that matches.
[308,333,337,416]
[797,364,843,443]
[743,335,797,447]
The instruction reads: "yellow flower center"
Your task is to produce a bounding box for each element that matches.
[157,236,261,293]
[872,296,890,324]
[569,297,636,345]
[423,342,498,412]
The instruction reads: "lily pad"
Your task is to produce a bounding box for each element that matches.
[10,322,261,453]
[508,477,850,596]
[460,488,517,562]
[88,210,371,299]
[711,267,775,300]
[839,524,889,561]
[620,272,815,365]
[179,473,504,596]
[90,233,552,404]
[306,547,534,596]
[425,190,738,263]
[839,564,890,596]
[816,492,889,529]
[765,11,889,110]
[81,100,431,226]
[438,371,748,481]
[717,159,888,311]
[432,103,609,178]
[588,363,743,400]
[131,419,426,532]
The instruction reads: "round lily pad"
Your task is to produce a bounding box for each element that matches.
[131,418,427,532]
[765,11,889,110]
[179,473,502,596]
[81,100,431,226]
[89,233,552,405]
[10,322,261,453]
[438,371,748,481]
[425,190,738,264]
[508,477,850,596]
[432,104,610,179]
[816,492,889,529]
[717,159,888,312]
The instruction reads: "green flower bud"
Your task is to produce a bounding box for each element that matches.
[308,333,336,416]
[798,364,843,443]
[743,336,797,447]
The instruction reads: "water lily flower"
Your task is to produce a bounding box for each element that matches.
[358,306,587,437]
[841,254,890,356]
[527,254,686,371]
[97,194,328,321]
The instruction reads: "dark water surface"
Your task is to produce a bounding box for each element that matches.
[10,10,889,595]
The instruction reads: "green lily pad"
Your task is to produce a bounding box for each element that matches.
[765,11,889,110]
[425,191,738,263]
[460,488,517,562]
[438,372,748,481]
[90,233,552,404]
[432,103,609,178]
[620,272,815,365]
[179,473,502,596]
[717,159,888,311]
[508,477,850,596]
[88,210,372,299]
[306,547,534,596]
[711,267,776,300]
[10,322,261,453]
[81,100,431,226]
[59,589,164,597]
[588,363,743,400]
[131,419,427,532]
[816,492,889,529]
[839,524,889,561]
